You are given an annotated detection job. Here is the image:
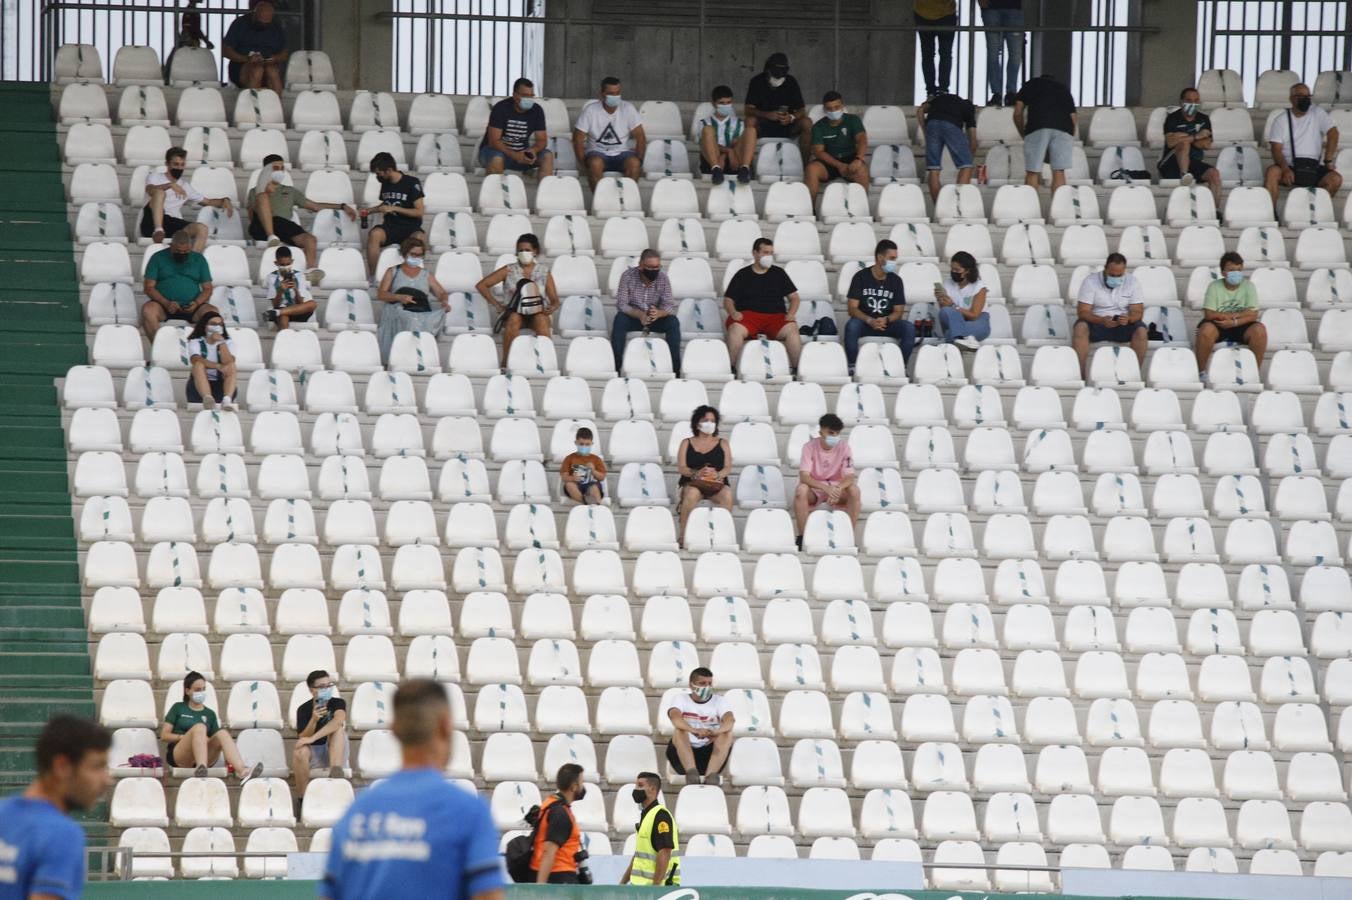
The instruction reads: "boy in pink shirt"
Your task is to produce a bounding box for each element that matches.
[795,413,861,548]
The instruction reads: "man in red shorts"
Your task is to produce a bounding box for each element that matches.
[723,237,802,373]
[794,413,860,549]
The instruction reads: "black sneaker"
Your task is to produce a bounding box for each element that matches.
[264,309,278,324]
[1004,92,1017,107]
[710,166,725,185]
[736,166,751,184]
[193,764,208,778]
[988,95,1003,108]
[795,535,803,551]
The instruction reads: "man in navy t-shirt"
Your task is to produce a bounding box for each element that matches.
[844,238,915,371]
[0,715,111,900]
[480,77,555,177]
[322,679,504,900]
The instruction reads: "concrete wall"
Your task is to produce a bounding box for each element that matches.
[1135,0,1199,107]
[318,0,393,93]
[541,0,913,106]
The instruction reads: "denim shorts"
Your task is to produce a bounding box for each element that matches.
[584,150,638,172]
[479,145,553,171]
[924,119,974,170]
[1023,127,1074,172]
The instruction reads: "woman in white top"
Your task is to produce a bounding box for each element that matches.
[934,250,990,350]
[187,313,236,409]
[474,232,560,368]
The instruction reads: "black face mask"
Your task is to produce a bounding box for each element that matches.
[171,251,190,262]
[573,785,586,803]
[950,270,964,283]
[631,788,647,805]
[641,268,660,281]
[168,167,185,179]
[1294,97,1312,112]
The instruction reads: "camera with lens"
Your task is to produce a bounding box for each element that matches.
[573,849,593,885]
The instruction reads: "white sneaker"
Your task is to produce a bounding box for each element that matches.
[955,336,981,351]
[220,396,236,411]
[1198,371,1209,386]
[266,235,281,247]
[1180,173,1195,187]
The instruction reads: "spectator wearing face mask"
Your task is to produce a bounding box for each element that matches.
[160,671,261,781]
[480,77,555,177]
[560,426,607,505]
[376,236,450,364]
[1196,251,1267,383]
[744,52,811,156]
[293,670,347,806]
[795,413,860,545]
[263,245,317,330]
[698,85,756,185]
[676,406,733,543]
[573,76,645,188]
[365,151,426,281]
[186,313,237,409]
[249,153,356,264]
[612,249,680,374]
[141,230,216,337]
[845,239,914,374]
[1264,82,1342,207]
[1159,88,1222,206]
[475,232,559,368]
[805,91,869,202]
[1073,252,1146,380]
[934,250,990,350]
[141,146,233,250]
[664,668,733,786]
[723,238,803,371]
[918,88,978,202]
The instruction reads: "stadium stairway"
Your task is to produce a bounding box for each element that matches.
[0,82,101,830]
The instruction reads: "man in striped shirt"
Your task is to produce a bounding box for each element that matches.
[698,85,756,185]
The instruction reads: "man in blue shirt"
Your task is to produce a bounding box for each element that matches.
[322,680,504,900]
[0,715,111,900]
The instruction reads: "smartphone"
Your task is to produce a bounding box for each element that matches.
[933,282,944,292]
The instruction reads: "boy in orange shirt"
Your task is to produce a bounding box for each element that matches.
[560,426,607,504]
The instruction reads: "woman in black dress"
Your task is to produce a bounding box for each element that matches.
[676,404,734,545]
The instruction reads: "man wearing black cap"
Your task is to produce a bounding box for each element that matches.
[744,52,811,157]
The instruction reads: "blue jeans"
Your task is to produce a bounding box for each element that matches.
[939,307,991,342]
[924,120,974,171]
[844,317,916,366]
[982,9,1025,99]
[611,311,682,373]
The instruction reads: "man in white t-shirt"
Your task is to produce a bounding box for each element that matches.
[572,75,646,188]
[1264,82,1342,207]
[665,667,733,786]
[1072,251,1146,379]
[140,146,235,252]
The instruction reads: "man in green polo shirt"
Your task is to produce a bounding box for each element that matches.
[249,153,356,269]
[805,90,869,202]
[140,231,216,337]
[1195,251,1268,383]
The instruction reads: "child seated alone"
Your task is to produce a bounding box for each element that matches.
[560,426,606,504]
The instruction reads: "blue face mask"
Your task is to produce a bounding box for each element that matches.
[825,108,844,121]
[823,434,841,448]
[576,445,592,456]
[881,260,898,274]
[1225,270,1244,286]
[604,94,621,109]
[518,96,535,110]
[317,686,335,702]
[1104,275,1124,289]
[716,103,733,117]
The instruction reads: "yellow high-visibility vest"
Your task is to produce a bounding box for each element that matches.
[630,802,680,886]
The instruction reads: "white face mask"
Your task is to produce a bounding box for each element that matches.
[269,169,286,183]
[517,250,535,265]
[206,324,224,335]
[405,256,425,268]
[757,254,775,268]
[190,690,207,705]
[698,420,717,434]
[768,75,786,88]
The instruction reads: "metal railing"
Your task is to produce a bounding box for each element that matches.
[1197,1,1351,104]
[3,0,308,84]
[381,1,1157,107]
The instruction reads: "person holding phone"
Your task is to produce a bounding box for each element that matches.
[294,670,348,808]
[223,0,287,93]
[263,244,317,329]
[934,250,990,350]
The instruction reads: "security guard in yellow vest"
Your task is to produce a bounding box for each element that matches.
[620,771,679,886]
